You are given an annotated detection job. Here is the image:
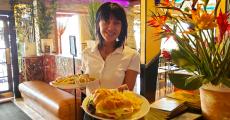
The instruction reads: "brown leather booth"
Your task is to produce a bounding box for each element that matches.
[19,80,82,120]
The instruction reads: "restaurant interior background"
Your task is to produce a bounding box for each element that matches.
[0,0,229,120]
[0,0,227,103]
[0,0,144,101]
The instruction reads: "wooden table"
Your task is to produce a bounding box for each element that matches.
[142,109,167,120]
[142,91,202,120]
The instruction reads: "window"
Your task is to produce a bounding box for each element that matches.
[56,13,82,58]
[134,19,140,51]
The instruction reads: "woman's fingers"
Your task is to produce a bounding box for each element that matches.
[117,84,129,92]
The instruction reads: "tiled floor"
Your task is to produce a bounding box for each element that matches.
[14,98,45,120]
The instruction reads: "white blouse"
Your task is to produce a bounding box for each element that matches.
[81,43,140,96]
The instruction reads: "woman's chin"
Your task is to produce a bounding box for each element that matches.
[104,39,116,43]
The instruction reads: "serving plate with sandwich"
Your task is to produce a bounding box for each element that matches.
[82,88,150,120]
[50,74,96,89]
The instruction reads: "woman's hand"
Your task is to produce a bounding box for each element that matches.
[77,87,86,93]
[117,84,129,92]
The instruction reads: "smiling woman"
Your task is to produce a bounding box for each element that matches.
[81,3,140,119]
[82,2,140,95]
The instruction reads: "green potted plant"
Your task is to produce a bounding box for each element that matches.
[37,0,56,39]
[36,0,56,53]
[87,0,101,47]
[148,0,230,119]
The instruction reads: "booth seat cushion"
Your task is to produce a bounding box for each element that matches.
[19,80,81,120]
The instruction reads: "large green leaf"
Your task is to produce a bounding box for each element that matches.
[222,78,230,88]
[88,1,101,40]
[168,73,203,90]
[171,50,196,72]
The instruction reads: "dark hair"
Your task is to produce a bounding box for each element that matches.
[96,2,128,48]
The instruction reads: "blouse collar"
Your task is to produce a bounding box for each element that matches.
[91,41,124,54]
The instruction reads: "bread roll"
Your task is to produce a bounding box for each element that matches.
[92,88,113,105]
[96,95,133,110]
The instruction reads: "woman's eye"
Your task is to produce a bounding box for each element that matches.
[102,21,109,25]
[114,21,121,25]
[101,20,121,26]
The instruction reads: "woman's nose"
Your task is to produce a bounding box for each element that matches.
[107,22,115,30]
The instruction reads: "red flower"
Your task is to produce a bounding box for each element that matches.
[227,25,230,36]
[216,10,230,43]
[161,0,170,6]
[162,26,172,41]
[162,50,171,61]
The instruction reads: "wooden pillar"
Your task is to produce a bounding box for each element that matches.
[140,0,161,103]
[9,0,20,98]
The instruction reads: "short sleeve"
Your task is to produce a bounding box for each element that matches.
[127,52,140,73]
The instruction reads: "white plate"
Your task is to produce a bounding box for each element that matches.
[50,79,97,89]
[81,92,150,120]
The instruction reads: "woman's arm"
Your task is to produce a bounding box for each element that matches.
[123,69,139,90]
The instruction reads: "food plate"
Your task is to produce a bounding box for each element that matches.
[50,80,97,89]
[81,92,150,120]
[50,74,97,89]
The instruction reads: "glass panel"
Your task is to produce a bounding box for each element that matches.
[0,77,9,91]
[0,20,3,30]
[0,20,5,48]
[0,17,10,92]
[0,40,5,48]
[57,14,82,58]
[0,63,8,77]
[0,49,6,63]
[134,20,140,51]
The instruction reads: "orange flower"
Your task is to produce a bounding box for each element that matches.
[192,9,216,30]
[148,0,230,90]
[147,15,167,27]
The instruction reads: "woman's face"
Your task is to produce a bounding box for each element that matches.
[99,15,122,43]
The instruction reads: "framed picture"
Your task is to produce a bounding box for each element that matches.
[69,36,77,56]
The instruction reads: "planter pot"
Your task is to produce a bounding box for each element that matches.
[200,84,230,120]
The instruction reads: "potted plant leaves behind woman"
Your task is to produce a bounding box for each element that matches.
[36,0,56,53]
[87,0,101,47]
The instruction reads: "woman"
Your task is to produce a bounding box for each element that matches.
[81,2,140,120]
[82,2,140,96]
